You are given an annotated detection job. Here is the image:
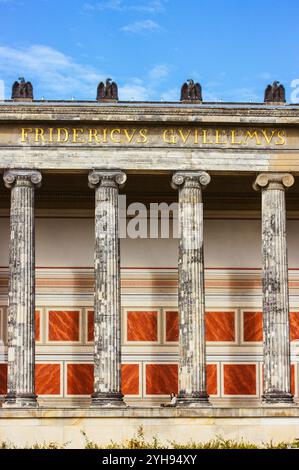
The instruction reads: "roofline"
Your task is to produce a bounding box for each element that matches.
[1,99,299,126]
[0,99,298,109]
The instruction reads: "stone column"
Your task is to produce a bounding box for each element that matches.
[88,170,127,407]
[254,173,294,405]
[3,169,42,408]
[172,171,211,407]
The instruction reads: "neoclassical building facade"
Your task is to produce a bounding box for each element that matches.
[0,97,299,444]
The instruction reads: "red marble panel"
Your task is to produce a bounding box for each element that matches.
[243,312,299,342]
[121,364,139,395]
[165,310,179,342]
[35,310,41,342]
[243,311,263,342]
[127,311,158,342]
[290,312,299,341]
[67,363,94,395]
[146,364,178,395]
[35,364,60,395]
[0,364,7,395]
[291,364,295,396]
[48,310,80,342]
[207,364,217,395]
[224,364,257,395]
[87,310,94,342]
[205,311,235,342]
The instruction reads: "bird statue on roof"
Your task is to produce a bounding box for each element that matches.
[11,77,34,100]
[264,81,286,103]
[97,78,118,101]
[180,79,202,101]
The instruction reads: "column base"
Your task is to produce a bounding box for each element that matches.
[177,391,211,408]
[2,393,38,408]
[90,392,127,408]
[262,391,294,406]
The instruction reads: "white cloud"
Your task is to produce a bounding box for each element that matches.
[120,65,171,101]
[0,44,105,99]
[83,0,166,13]
[2,43,257,102]
[160,87,178,101]
[0,43,173,101]
[83,0,122,11]
[121,19,161,34]
[0,79,4,100]
[149,64,169,81]
[118,83,150,101]
[0,0,23,5]
[132,0,166,13]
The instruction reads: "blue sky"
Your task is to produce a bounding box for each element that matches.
[0,0,298,101]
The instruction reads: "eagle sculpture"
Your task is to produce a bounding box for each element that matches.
[97,78,118,101]
[11,77,33,100]
[264,81,286,103]
[180,79,202,101]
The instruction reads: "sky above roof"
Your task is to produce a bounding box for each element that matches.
[0,0,298,102]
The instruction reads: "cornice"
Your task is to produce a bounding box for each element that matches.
[0,101,299,125]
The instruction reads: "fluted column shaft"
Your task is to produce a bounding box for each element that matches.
[172,171,210,407]
[89,170,126,407]
[3,169,41,408]
[254,173,294,404]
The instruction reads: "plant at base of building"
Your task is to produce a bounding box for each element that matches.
[171,436,259,449]
[27,441,69,449]
[82,427,164,449]
[81,427,299,450]
[0,441,16,449]
[1,430,299,449]
[0,441,69,449]
[264,439,299,449]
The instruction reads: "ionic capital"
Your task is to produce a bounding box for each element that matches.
[3,169,42,189]
[171,171,211,190]
[253,173,294,191]
[88,170,127,189]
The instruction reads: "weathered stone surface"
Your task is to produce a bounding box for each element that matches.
[172,171,211,407]
[1,406,299,448]
[254,173,294,405]
[2,169,42,408]
[0,103,299,173]
[0,102,297,123]
[88,170,127,407]
[0,101,298,412]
